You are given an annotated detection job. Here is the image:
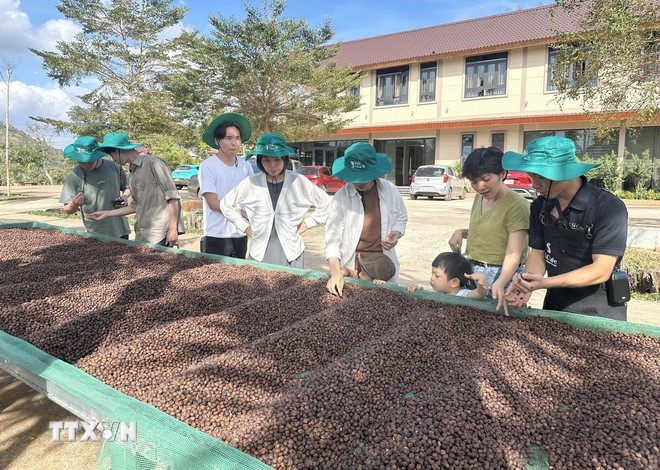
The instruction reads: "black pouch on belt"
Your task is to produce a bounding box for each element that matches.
[605,270,631,306]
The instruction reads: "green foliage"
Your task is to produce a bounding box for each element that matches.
[622,247,660,294]
[581,150,623,192]
[552,0,660,135]
[624,149,655,193]
[614,189,660,200]
[23,210,80,220]
[29,0,190,142]
[143,134,200,171]
[188,0,361,143]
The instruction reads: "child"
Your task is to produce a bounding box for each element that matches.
[408,252,488,299]
[341,252,396,285]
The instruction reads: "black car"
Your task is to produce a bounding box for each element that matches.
[187,174,201,199]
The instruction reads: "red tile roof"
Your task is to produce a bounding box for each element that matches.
[333,3,584,69]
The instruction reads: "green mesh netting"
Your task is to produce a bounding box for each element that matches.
[1,222,660,470]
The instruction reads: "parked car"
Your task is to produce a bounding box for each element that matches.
[187,174,201,199]
[172,164,200,189]
[505,170,537,199]
[296,166,346,193]
[409,165,466,200]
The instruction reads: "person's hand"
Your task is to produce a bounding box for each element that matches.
[381,231,400,250]
[326,273,345,297]
[407,284,424,293]
[166,226,178,247]
[448,230,464,253]
[489,277,509,316]
[85,211,107,221]
[71,192,84,207]
[466,272,488,291]
[245,226,253,237]
[372,279,386,285]
[512,272,545,294]
[505,273,533,307]
[297,221,308,235]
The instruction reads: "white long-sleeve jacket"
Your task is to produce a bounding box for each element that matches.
[220,170,332,262]
[325,178,408,283]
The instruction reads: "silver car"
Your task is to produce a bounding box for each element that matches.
[409,165,466,201]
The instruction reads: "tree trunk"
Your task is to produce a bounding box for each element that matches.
[42,161,54,185]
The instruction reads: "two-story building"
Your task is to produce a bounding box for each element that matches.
[292,3,659,189]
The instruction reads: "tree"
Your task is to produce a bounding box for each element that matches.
[0,55,19,195]
[185,0,361,143]
[551,0,660,136]
[29,0,192,145]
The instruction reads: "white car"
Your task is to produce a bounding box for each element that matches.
[409,165,466,201]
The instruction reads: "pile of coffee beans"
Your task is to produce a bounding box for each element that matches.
[1,228,659,469]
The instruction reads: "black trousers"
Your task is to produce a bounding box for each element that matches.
[200,236,248,258]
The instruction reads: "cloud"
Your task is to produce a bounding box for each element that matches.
[0,0,32,54]
[33,19,81,52]
[0,0,80,55]
[0,80,85,148]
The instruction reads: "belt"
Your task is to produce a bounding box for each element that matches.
[469,259,503,268]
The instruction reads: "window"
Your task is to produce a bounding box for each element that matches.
[643,34,660,78]
[523,129,618,160]
[349,84,361,96]
[491,132,505,151]
[547,48,590,91]
[461,134,474,162]
[376,65,409,106]
[465,53,507,98]
[419,62,437,102]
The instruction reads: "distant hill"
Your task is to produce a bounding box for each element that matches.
[0,121,59,154]
[0,121,70,185]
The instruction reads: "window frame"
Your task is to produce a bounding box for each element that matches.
[376,65,409,106]
[547,47,591,92]
[419,61,437,103]
[464,52,508,98]
[461,134,475,162]
[491,132,505,151]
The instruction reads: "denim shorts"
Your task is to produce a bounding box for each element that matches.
[469,261,524,301]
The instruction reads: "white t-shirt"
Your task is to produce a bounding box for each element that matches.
[199,155,253,238]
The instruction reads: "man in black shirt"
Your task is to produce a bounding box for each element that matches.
[503,136,628,321]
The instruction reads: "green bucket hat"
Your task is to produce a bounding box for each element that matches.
[202,113,252,148]
[332,142,391,184]
[98,132,141,152]
[502,136,600,181]
[63,136,107,163]
[245,133,294,158]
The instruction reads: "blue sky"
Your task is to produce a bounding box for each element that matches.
[0,0,549,148]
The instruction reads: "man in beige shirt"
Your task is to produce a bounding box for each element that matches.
[86,132,184,246]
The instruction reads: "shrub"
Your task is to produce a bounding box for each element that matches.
[583,151,623,193]
[624,149,655,194]
[622,247,660,294]
[614,189,660,200]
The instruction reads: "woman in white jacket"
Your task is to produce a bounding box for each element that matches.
[220,133,331,268]
[325,142,408,296]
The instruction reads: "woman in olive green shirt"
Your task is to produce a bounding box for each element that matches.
[448,147,530,315]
